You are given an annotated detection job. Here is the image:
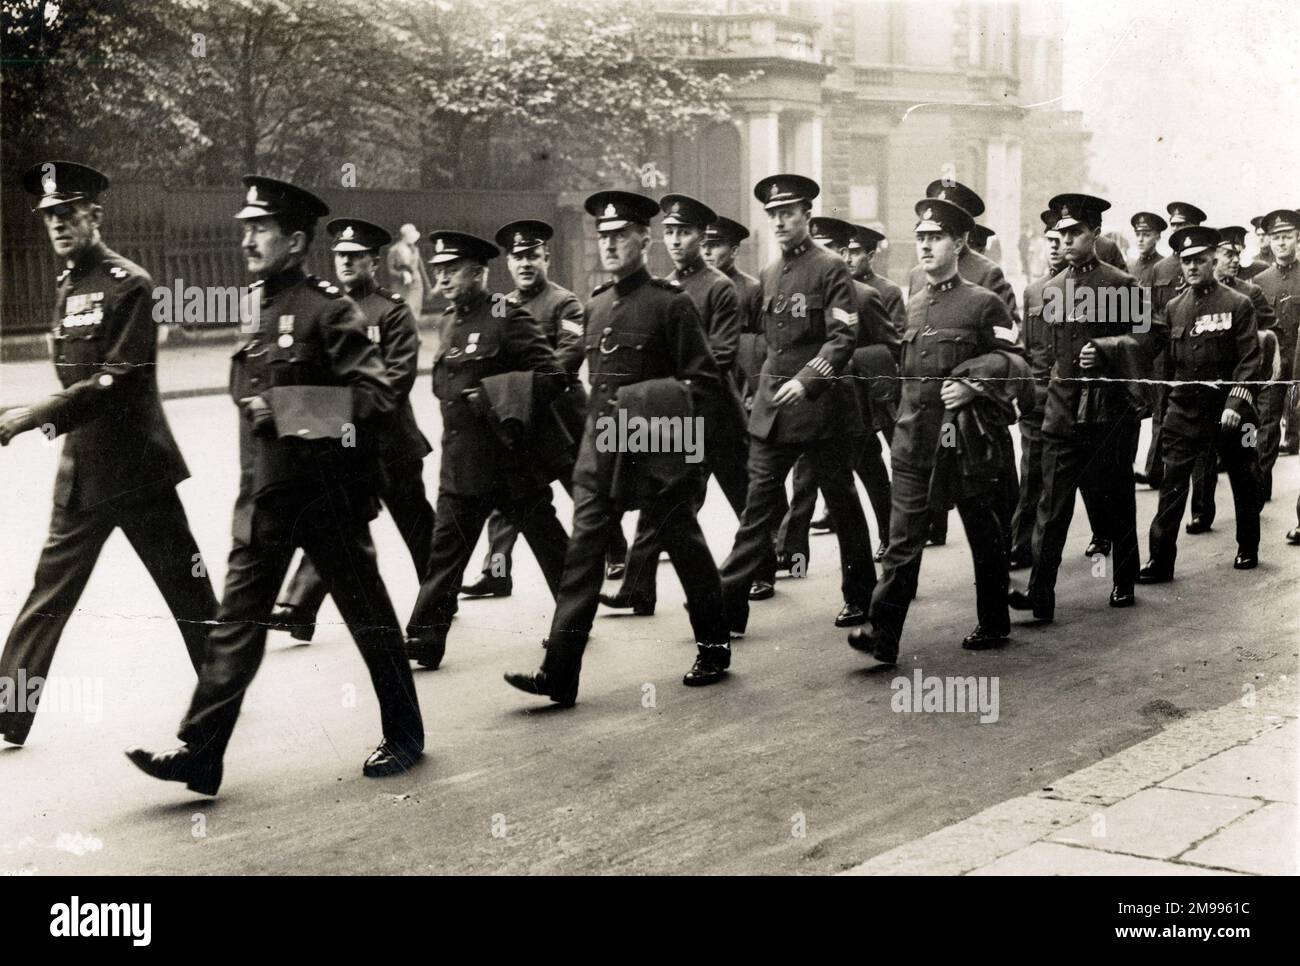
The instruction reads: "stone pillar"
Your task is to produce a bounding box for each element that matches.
[748,109,782,266]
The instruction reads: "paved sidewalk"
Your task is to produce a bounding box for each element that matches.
[0,324,442,409]
[844,675,1298,875]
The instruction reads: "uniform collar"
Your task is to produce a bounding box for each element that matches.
[66,240,109,280]
[782,238,811,259]
[1141,249,1160,262]
[927,275,960,293]
[674,254,706,278]
[1068,256,1100,276]
[453,288,489,316]
[614,266,651,297]
[346,276,376,299]
[1192,278,1218,296]
[1276,258,1297,275]
[854,268,876,284]
[261,264,306,298]
[516,278,547,300]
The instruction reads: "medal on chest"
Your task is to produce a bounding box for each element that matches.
[1191,312,1231,335]
[278,314,295,348]
[62,291,104,330]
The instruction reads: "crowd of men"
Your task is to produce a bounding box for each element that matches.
[1,160,1296,798]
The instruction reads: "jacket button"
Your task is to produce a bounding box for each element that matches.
[603,327,612,334]
[920,350,929,358]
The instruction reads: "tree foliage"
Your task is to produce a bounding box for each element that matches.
[2,0,744,189]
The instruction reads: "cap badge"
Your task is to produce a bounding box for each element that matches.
[603,203,617,218]
[341,226,354,239]
[435,238,445,252]
[937,190,949,201]
[923,208,933,220]
[42,175,56,194]
[246,186,259,204]
[514,232,526,246]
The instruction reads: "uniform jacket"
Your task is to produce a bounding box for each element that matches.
[572,266,723,496]
[891,275,1021,471]
[1254,260,1300,380]
[431,290,564,497]
[1041,258,1164,436]
[858,268,907,336]
[909,247,1020,325]
[848,278,901,432]
[670,256,748,444]
[1127,249,1163,287]
[726,264,766,406]
[348,276,431,464]
[1020,269,1060,417]
[1096,234,1128,272]
[749,238,862,443]
[1149,252,1186,315]
[228,267,395,541]
[608,377,696,508]
[1158,280,1260,440]
[513,278,588,443]
[30,241,189,510]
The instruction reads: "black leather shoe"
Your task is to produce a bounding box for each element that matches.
[1109,587,1136,608]
[1136,562,1173,584]
[604,560,626,581]
[926,533,947,547]
[873,541,889,562]
[503,670,577,707]
[598,590,655,615]
[406,631,446,670]
[1233,552,1258,570]
[748,580,775,601]
[1007,589,1054,622]
[683,647,730,686]
[1008,552,1033,571]
[961,626,1009,650]
[1185,517,1212,535]
[846,625,897,664]
[1,730,27,747]
[1287,528,1300,546]
[1084,538,1111,557]
[810,514,835,533]
[125,746,222,796]
[270,605,315,642]
[362,740,423,777]
[459,574,513,598]
[834,602,868,627]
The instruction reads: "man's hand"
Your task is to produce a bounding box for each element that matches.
[1221,407,1242,430]
[239,395,276,437]
[771,378,807,408]
[940,379,977,410]
[402,270,413,286]
[1078,342,1099,369]
[0,407,36,446]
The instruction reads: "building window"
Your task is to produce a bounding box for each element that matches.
[849,135,887,221]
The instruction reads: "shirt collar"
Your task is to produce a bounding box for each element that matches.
[614,266,651,297]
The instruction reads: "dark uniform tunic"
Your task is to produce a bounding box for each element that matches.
[1127,249,1163,287]
[908,247,1020,324]
[1141,252,1189,484]
[1,242,218,744]
[779,277,899,563]
[717,238,877,634]
[618,255,768,606]
[177,267,422,786]
[1254,259,1300,457]
[727,263,766,407]
[1024,258,1163,608]
[859,267,907,337]
[474,278,625,581]
[276,277,437,631]
[542,267,731,681]
[869,275,1022,647]
[406,290,571,647]
[1148,280,1261,567]
[1191,275,1276,515]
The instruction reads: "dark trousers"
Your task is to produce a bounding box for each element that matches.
[277,454,435,631]
[1012,413,1115,562]
[720,437,876,634]
[1190,448,1220,523]
[1028,418,1141,602]
[1149,425,1262,569]
[1143,386,1168,485]
[0,489,217,743]
[542,481,728,678]
[1257,383,1286,501]
[778,432,891,561]
[478,473,627,577]
[409,486,570,638]
[870,461,1008,646]
[178,492,423,774]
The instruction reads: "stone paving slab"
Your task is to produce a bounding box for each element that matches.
[1160,744,1297,804]
[1179,803,1299,876]
[1047,787,1259,860]
[967,841,1238,876]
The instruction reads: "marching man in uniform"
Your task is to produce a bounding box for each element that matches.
[0,161,218,747]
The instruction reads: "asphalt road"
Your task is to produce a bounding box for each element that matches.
[1,388,1296,874]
